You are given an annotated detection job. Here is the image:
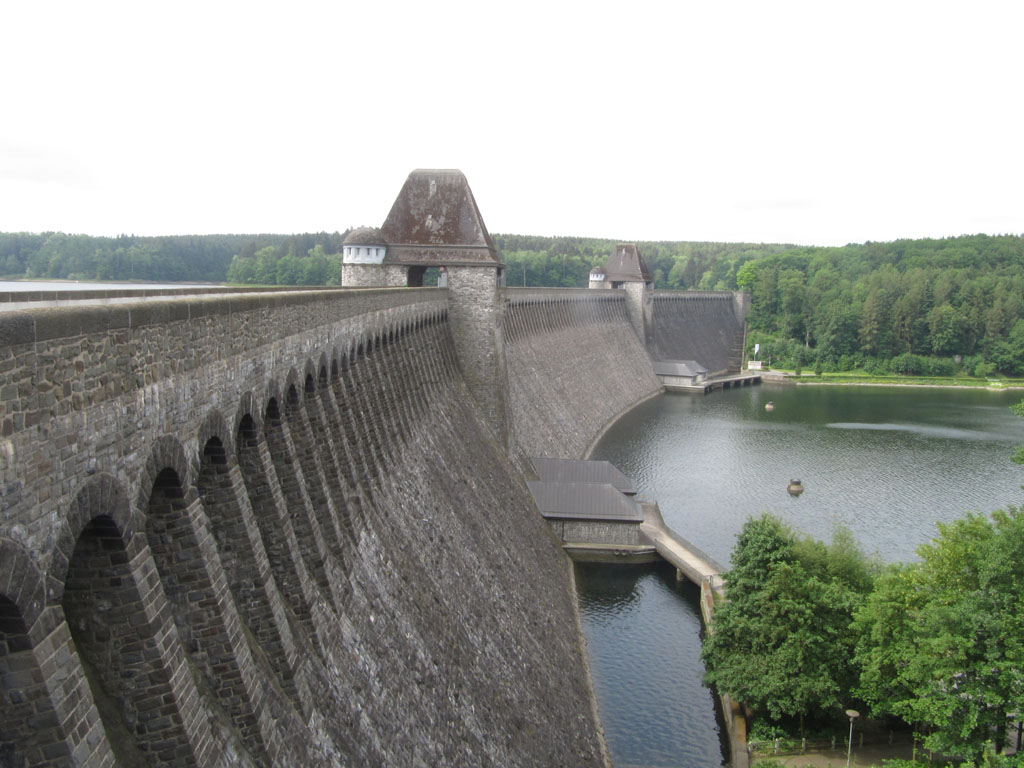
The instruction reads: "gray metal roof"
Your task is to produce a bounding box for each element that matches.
[529,457,637,495]
[343,227,384,246]
[526,481,644,522]
[652,360,708,376]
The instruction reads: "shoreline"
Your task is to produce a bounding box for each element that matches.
[766,374,1024,392]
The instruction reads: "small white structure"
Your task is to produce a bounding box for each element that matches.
[588,267,607,289]
[341,227,388,287]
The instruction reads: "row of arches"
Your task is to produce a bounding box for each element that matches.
[1,307,460,766]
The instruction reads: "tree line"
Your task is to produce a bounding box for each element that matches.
[0,231,349,286]
[703,501,1024,765]
[494,233,787,289]
[738,234,1024,376]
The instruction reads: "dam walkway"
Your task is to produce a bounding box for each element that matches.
[639,503,724,590]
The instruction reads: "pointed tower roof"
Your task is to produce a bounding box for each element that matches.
[602,243,651,283]
[379,169,501,266]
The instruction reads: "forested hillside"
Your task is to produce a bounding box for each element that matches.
[737,234,1024,375]
[493,234,788,289]
[0,231,347,285]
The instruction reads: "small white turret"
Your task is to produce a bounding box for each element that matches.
[341,227,387,286]
[342,228,386,265]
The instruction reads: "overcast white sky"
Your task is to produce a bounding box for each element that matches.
[2,1,1022,247]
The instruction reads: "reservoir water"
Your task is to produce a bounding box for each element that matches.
[577,383,1024,768]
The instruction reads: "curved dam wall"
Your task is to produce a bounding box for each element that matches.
[649,291,748,375]
[502,288,661,461]
[0,289,606,767]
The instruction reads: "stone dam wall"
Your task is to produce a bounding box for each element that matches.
[0,287,636,767]
[648,291,748,375]
[501,288,661,462]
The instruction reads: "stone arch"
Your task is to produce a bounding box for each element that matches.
[283,368,302,406]
[317,351,331,384]
[197,408,235,468]
[302,357,318,391]
[0,539,45,629]
[234,390,263,439]
[234,410,318,649]
[290,362,348,593]
[137,434,193,516]
[0,540,72,767]
[196,426,302,712]
[142,447,266,762]
[263,383,333,603]
[348,331,388,478]
[328,340,373,500]
[61,478,198,766]
[52,473,137,601]
[264,377,282,413]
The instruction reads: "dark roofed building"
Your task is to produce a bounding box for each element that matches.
[525,481,643,523]
[599,243,652,287]
[652,359,709,389]
[588,242,654,343]
[529,457,637,495]
[339,168,507,440]
[379,169,501,267]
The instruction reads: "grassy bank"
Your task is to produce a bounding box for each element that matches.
[766,370,1024,389]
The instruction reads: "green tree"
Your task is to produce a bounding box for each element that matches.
[1012,400,1024,465]
[702,515,875,734]
[928,303,969,356]
[854,509,1024,761]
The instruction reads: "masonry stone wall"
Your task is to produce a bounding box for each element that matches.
[649,291,748,375]
[340,264,410,288]
[0,288,606,767]
[501,288,662,461]
[549,520,646,546]
[447,266,507,442]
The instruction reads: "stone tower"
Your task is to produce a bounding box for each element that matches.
[343,169,508,441]
[589,243,653,344]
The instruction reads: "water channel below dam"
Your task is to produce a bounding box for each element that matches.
[578,383,1024,768]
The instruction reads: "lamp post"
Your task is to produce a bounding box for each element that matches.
[845,709,860,767]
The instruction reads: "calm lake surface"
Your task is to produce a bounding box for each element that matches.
[578,383,1024,768]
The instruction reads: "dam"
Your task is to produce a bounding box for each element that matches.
[0,170,749,766]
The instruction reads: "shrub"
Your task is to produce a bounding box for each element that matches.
[922,357,956,377]
[891,353,923,375]
[974,361,996,378]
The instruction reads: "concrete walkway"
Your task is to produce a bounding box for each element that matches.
[639,502,723,587]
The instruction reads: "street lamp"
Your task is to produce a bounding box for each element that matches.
[845,709,860,767]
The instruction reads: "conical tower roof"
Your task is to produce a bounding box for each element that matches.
[602,243,651,283]
[379,169,501,266]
